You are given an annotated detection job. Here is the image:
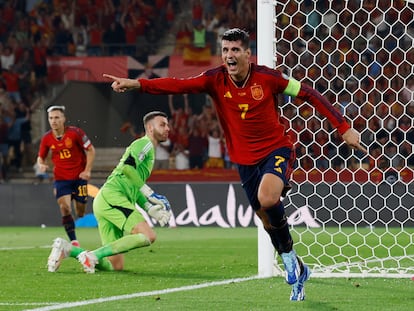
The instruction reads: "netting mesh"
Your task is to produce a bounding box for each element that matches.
[273,0,414,277]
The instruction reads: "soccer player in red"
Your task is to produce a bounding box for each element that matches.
[37,105,95,247]
[103,28,366,301]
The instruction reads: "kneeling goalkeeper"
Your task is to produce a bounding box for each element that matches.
[47,111,172,273]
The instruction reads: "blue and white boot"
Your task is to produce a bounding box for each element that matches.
[280,250,300,285]
[290,263,311,301]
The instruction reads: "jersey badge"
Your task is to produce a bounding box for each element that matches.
[64,137,73,148]
[224,91,232,98]
[251,85,264,100]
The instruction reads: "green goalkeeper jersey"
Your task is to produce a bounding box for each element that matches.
[102,135,154,208]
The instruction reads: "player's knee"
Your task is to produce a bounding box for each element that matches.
[112,263,124,271]
[57,201,71,214]
[109,255,124,271]
[146,231,157,243]
[258,193,281,209]
[130,227,156,243]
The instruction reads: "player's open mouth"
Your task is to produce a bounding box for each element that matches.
[227,61,237,70]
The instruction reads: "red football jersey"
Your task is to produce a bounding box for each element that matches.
[139,63,349,165]
[38,126,92,180]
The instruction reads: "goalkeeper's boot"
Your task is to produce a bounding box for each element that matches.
[77,251,98,274]
[47,237,72,272]
[280,250,300,285]
[290,263,311,301]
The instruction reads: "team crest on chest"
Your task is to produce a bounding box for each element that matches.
[64,138,73,148]
[250,85,264,100]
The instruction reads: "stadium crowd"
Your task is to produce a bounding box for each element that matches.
[0,0,412,181]
[273,0,413,179]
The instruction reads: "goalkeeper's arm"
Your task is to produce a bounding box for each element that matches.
[122,164,171,210]
[123,165,171,226]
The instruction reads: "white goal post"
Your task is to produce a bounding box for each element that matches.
[257,0,414,278]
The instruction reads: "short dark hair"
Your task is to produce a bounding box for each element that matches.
[143,111,168,125]
[222,28,250,49]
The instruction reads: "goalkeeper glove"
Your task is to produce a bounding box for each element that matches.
[140,184,171,211]
[145,203,171,227]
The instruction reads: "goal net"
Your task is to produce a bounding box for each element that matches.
[257,0,414,278]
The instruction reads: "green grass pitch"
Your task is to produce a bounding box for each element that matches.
[0,227,412,311]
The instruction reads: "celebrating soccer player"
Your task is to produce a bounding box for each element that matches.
[103,28,366,300]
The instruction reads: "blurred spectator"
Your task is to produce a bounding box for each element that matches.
[14,49,34,104]
[204,11,219,34]
[0,1,15,37]
[192,21,207,48]
[187,125,208,169]
[192,0,204,26]
[204,128,224,168]
[1,46,15,70]
[155,0,169,24]
[14,16,31,46]
[203,12,219,55]
[215,0,234,9]
[165,1,175,30]
[174,19,192,54]
[31,3,53,38]
[172,143,189,170]
[1,65,23,104]
[32,35,50,95]
[7,102,29,173]
[196,98,220,137]
[87,21,103,56]
[173,125,189,153]
[168,94,189,131]
[103,21,126,56]
[59,1,75,32]
[72,30,88,57]
[0,108,11,182]
[120,15,138,56]
[52,18,72,55]
[20,104,33,168]
[0,82,13,113]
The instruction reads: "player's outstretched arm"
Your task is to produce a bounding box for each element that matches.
[342,128,367,154]
[103,74,141,92]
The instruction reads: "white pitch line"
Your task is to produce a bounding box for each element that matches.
[0,245,51,251]
[23,275,263,311]
[0,303,56,306]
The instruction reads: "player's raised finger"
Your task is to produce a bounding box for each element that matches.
[103,74,117,81]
